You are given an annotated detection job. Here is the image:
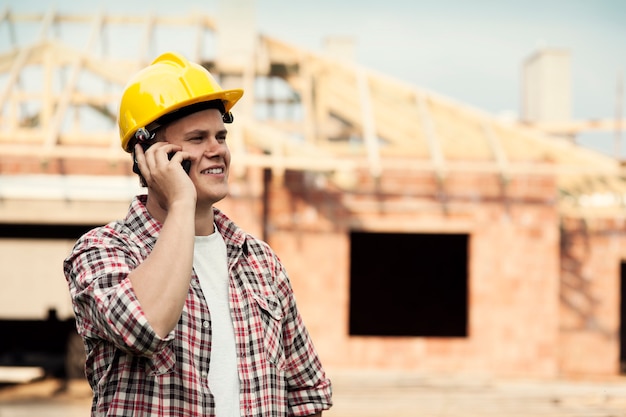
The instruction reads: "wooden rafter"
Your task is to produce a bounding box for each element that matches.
[416,91,446,181]
[0,7,623,189]
[482,119,510,184]
[356,66,381,178]
[43,12,105,150]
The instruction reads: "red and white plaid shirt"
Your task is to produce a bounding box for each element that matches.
[63,195,332,416]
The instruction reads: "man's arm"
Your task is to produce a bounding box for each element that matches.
[129,200,195,337]
[129,142,197,338]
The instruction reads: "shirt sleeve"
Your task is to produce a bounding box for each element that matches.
[63,225,173,357]
[273,259,333,415]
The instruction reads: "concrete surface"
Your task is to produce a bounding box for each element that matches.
[1,371,626,416]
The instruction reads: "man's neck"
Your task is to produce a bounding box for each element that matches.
[194,203,216,236]
[145,194,215,236]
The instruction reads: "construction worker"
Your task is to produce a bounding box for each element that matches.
[63,51,332,417]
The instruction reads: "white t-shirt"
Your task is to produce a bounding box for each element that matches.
[193,231,241,417]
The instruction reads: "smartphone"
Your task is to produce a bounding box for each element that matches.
[132,141,191,175]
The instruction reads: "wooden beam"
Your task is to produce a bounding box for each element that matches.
[4,12,216,29]
[356,66,381,178]
[138,13,156,65]
[0,142,620,177]
[0,8,56,109]
[523,119,626,135]
[416,91,446,181]
[482,119,510,184]
[42,12,104,149]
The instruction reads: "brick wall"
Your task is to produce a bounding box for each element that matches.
[559,217,625,376]
[258,169,562,378]
[6,155,616,378]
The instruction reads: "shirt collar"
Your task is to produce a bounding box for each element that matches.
[124,194,247,252]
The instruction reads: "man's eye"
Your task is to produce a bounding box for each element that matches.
[217,135,227,142]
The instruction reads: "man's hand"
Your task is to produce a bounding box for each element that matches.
[134,142,196,210]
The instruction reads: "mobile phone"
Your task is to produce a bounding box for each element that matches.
[132,141,191,175]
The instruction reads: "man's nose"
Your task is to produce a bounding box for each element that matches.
[203,138,226,157]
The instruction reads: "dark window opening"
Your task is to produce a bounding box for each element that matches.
[349,231,468,337]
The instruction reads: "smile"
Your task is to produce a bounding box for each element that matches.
[201,167,224,174]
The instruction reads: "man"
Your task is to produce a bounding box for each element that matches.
[63,51,332,417]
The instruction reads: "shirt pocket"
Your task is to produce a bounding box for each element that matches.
[145,345,176,376]
[251,292,285,369]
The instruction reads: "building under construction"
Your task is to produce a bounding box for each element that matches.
[1,4,625,380]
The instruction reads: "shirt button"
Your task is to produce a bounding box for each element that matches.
[202,320,210,328]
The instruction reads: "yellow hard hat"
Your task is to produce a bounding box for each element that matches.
[118,51,244,152]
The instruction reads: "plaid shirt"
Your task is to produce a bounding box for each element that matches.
[63,195,332,417]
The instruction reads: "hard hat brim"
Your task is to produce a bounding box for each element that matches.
[122,88,243,152]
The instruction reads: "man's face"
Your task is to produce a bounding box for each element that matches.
[163,108,231,206]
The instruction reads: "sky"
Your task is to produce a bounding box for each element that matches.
[2,0,626,157]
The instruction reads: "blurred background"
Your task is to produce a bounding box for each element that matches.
[1,0,626,415]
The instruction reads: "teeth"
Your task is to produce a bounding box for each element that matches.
[203,168,223,174]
